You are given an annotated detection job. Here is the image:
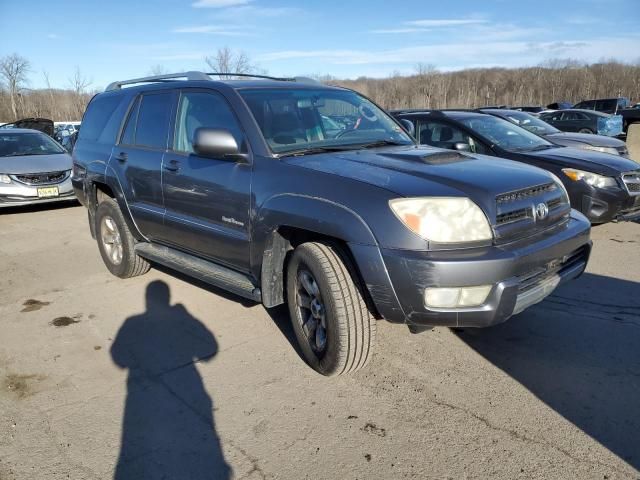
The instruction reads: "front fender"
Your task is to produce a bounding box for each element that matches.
[253,194,406,321]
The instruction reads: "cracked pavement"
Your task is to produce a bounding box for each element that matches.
[0,204,638,479]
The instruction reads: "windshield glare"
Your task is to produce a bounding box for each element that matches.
[0,132,66,157]
[502,112,560,135]
[461,115,553,152]
[239,88,413,154]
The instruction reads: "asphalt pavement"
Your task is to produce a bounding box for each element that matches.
[0,203,638,479]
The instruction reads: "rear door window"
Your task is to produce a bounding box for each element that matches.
[120,97,140,146]
[132,92,173,149]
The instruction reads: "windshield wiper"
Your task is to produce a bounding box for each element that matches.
[276,145,360,158]
[356,139,411,149]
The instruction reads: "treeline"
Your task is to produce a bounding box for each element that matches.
[2,54,640,123]
[0,88,95,123]
[330,60,640,110]
[0,53,95,123]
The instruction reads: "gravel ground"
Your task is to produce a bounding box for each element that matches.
[0,203,638,480]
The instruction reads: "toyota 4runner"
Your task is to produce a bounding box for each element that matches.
[72,72,592,376]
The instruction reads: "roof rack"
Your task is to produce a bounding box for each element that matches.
[105,71,320,91]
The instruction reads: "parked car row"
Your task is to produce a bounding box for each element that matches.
[392,108,640,224]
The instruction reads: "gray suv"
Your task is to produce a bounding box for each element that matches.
[72,72,592,375]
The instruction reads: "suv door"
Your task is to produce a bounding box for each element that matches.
[111,91,175,239]
[160,88,252,272]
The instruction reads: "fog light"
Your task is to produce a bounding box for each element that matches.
[424,285,492,308]
[458,285,492,306]
[424,288,460,308]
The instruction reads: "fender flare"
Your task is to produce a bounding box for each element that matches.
[253,194,405,321]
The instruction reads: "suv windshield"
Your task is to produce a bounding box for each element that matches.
[0,132,65,157]
[499,111,560,135]
[239,88,413,154]
[460,115,553,152]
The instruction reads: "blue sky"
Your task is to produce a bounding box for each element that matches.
[1,0,639,90]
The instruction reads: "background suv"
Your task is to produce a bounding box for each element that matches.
[72,72,592,376]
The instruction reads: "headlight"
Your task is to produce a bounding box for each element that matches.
[389,197,492,243]
[548,172,569,201]
[0,174,11,184]
[561,168,618,188]
[583,145,619,156]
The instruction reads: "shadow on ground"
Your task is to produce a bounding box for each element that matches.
[457,272,640,471]
[110,280,231,479]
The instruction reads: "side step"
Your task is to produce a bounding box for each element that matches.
[134,243,262,302]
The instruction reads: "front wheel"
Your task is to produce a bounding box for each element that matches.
[578,128,593,134]
[286,242,376,376]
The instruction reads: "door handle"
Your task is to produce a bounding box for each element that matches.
[164,160,180,172]
[114,152,128,162]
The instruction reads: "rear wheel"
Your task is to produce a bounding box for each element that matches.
[286,242,376,376]
[95,198,150,278]
[578,128,593,134]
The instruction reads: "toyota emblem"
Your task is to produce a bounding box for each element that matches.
[535,202,549,221]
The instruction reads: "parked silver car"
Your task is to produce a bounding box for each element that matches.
[0,129,75,208]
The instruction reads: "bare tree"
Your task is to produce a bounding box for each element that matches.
[205,47,255,79]
[68,67,92,119]
[148,64,169,76]
[0,53,31,120]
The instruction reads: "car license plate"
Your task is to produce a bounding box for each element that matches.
[37,186,59,198]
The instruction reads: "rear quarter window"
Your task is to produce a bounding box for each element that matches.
[79,94,127,144]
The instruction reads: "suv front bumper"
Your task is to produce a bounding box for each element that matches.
[364,212,591,328]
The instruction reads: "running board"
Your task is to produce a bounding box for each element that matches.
[134,243,262,302]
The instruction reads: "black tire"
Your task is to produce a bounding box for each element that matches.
[95,198,150,279]
[286,242,376,376]
[578,128,593,134]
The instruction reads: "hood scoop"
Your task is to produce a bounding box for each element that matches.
[382,150,471,165]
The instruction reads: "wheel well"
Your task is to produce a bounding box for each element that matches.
[94,182,115,205]
[261,226,381,318]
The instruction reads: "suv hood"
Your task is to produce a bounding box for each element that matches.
[545,131,625,148]
[0,153,72,175]
[283,145,555,201]
[522,146,638,174]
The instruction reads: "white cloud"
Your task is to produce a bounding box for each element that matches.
[192,0,251,8]
[369,28,430,34]
[258,37,640,68]
[172,25,250,36]
[47,33,59,39]
[405,18,487,27]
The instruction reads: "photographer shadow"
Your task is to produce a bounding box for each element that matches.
[457,272,640,470]
[111,280,231,479]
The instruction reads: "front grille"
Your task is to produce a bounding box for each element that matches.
[494,182,571,243]
[12,171,69,186]
[496,183,557,204]
[517,246,588,294]
[622,171,640,195]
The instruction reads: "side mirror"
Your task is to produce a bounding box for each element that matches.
[399,119,415,136]
[193,128,248,162]
[453,142,471,152]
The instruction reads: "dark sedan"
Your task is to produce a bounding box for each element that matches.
[392,109,640,224]
[481,109,629,157]
[539,109,617,135]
